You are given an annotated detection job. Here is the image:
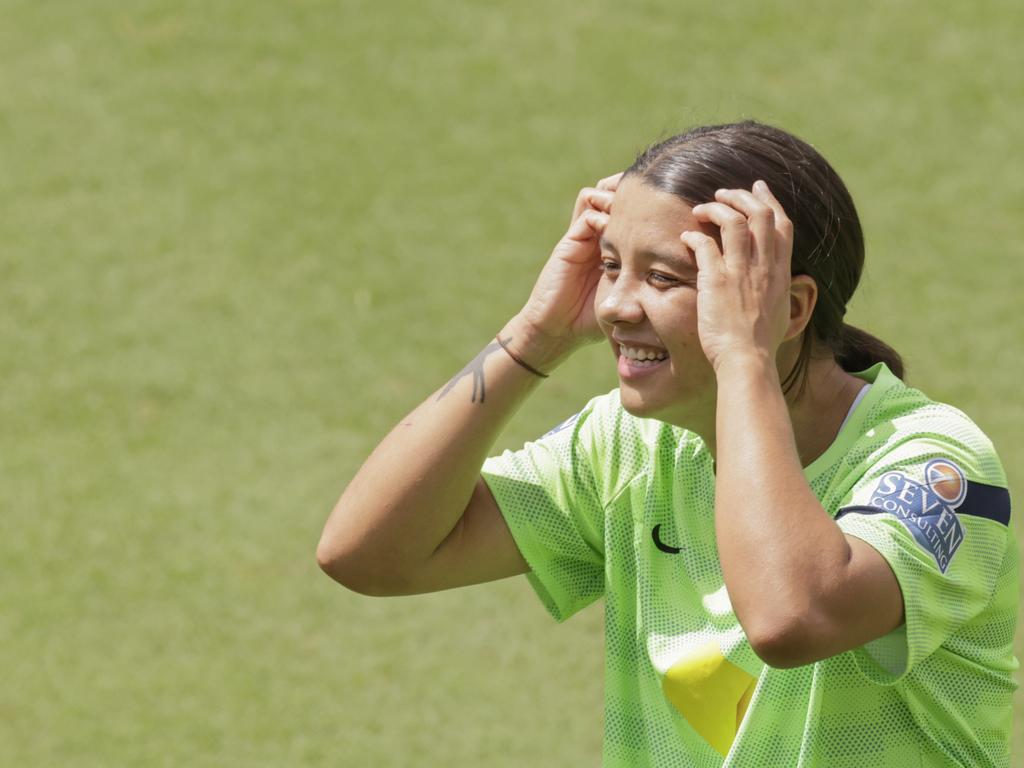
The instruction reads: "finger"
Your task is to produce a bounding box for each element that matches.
[570,187,614,225]
[714,188,773,224]
[680,230,724,281]
[585,189,615,214]
[596,172,625,192]
[566,209,609,242]
[553,210,608,266]
[690,201,750,267]
[752,180,794,241]
[584,209,610,236]
[715,188,774,265]
[571,187,595,225]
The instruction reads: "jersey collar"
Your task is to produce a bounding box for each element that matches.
[803,363,900,483]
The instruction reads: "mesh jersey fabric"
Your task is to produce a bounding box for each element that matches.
[480,363,1018,767]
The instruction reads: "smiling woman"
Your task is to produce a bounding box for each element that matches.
[318,121,1017,767]
[595,179,718,431]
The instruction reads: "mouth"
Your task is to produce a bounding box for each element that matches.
[616,343,670,379]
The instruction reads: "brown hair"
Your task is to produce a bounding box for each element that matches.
[625,121,904,393]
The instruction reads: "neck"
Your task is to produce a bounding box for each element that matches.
[786,356,866,467]
[701,355,865,467]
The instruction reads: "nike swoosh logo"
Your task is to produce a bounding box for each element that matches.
[652,524,683,554]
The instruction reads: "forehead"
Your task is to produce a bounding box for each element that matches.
[604,176,701,249]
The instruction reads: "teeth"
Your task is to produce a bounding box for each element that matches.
[620,345,669,362]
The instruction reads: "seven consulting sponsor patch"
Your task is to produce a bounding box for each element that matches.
[857,459,968,573]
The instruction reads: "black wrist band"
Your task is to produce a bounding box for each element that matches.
[496,335,549,378]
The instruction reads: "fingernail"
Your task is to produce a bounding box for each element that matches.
[754,180,768,193]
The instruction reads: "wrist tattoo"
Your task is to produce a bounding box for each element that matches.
[436,339,505,404]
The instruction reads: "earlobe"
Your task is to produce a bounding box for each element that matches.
[785,276,817,342]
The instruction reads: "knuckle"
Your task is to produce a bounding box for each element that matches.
[722,210,747,226]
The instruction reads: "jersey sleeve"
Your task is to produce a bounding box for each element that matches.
[834,433,1012,684]
[480,395,616,622]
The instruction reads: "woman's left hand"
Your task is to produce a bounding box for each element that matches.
[680,181,795,373]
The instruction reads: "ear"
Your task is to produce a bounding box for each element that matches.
[785,275,817,342]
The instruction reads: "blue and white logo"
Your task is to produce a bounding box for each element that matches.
[867,459,967,573]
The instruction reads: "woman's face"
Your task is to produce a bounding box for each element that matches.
[595,176,718,430]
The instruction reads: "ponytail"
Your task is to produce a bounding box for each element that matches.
[835,323,904,379]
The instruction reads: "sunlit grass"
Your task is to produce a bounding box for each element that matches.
[2,0,1021,763]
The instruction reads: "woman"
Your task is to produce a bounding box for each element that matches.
[318,121,1017,766]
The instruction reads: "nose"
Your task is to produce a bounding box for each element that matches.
[597,273,645,326]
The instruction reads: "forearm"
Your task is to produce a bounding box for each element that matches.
[318,314,565,584]
[713,355,852,649]
[319,172,615,593]
[687,183,903,667]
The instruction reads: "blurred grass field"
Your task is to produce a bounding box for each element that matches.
[2,0,1022,765]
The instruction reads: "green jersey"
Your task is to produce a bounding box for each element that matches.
[481,363,1017,767]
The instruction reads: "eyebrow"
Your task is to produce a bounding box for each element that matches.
[599,236,697,271]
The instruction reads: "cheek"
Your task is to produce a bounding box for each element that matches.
[651,294,698,338]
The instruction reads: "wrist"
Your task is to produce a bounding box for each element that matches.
[712,347,778,382]
[500,314,578,374]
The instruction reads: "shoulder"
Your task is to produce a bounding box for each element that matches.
[534,390,697,496]
[578,390,695,457]
[553,389,667,445]
[835,372,1011,572]
[857,370,1006,489]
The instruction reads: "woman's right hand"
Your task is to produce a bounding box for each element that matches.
[512,172,623,371]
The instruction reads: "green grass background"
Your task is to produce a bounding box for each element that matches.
[3,1,1022,764]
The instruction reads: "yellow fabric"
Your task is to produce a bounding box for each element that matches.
[661,640,758,757]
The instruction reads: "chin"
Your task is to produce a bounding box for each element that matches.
[618,386,671,420]
[618,381,714,435]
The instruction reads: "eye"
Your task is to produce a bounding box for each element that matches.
[649,272,678,286]
[600,259,620,274]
